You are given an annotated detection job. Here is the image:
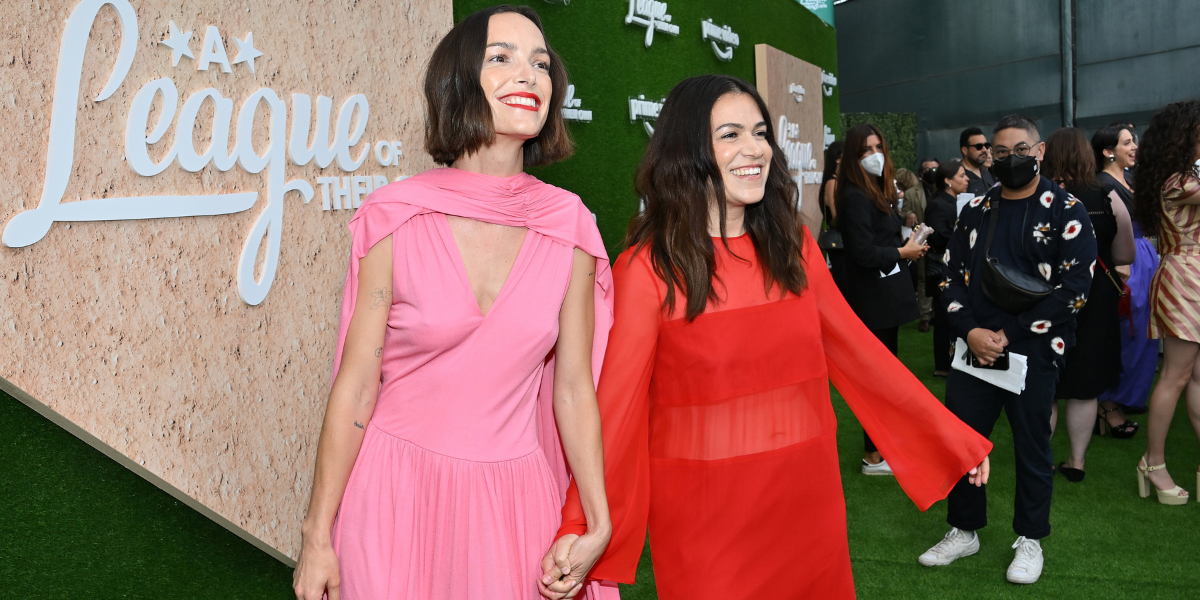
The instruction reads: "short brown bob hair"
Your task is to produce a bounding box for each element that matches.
[423,5,573,167]
[1042,127,1099,189]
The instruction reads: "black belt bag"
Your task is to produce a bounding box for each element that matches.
[980,199,1052,314]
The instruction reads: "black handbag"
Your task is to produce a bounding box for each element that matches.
[817,198,843,250]
[817,228,843,251]
[980,197,1053,314]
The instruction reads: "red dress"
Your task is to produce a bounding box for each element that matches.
[559,228,992,599]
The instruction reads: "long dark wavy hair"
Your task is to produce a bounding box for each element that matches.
[836,123,898,216]
[1133,100,1200,236]
[625,75,807,321]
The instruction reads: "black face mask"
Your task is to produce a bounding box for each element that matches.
[992,154,1039,190]
[921,170,936,186]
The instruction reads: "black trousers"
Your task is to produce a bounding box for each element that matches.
[945,337,1058,539]
[932,295,952,372]
[864,326,899,454]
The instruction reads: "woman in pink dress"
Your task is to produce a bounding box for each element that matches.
[292,7,616,599]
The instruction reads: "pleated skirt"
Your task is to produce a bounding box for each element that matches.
[331,423,561,600]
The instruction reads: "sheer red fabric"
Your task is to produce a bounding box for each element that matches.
[558,228,992,599]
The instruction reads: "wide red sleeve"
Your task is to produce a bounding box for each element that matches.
[556,248,661,584]
[803,227,993,511]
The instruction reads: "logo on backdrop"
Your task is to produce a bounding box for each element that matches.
[789,83,806,103]
[700,19,739,61]
[777,115,821,192]
[629,95,665,137]
[561,84,593,123]
[625,0,678,47]
[821,70,838,97]
[2,0,402,306]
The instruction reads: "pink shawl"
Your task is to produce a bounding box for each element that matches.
[330,167,615,501]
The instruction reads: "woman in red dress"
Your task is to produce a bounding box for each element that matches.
[539,75,992,599]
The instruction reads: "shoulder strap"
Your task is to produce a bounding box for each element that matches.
[1095,256,1127,295]
[983,194,1000,260]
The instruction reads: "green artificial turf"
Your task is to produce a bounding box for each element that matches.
[4,322,1199,598]
[0,395,295,599]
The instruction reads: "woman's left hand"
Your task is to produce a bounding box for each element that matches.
[967,455,990,487]
[538,529,611,599]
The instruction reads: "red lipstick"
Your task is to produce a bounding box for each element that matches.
[498,92,541,111]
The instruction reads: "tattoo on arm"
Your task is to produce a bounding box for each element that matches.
[354,421,364,429]
[375,347,382,357]
[370,287,392,309]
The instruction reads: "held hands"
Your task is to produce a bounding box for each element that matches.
[898,232,929,262]
[538,529,611,599]
[1115,264,1131,283]
[967,455,991,487]
[293,537,342,600]
[966,328,1008,365]
[906,212,919,228]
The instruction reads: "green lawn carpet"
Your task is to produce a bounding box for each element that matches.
[3,322,1198,598]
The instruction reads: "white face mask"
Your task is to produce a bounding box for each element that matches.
[860,151,885,177]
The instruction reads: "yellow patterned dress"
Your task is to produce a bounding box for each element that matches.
[1149,173,1200,342]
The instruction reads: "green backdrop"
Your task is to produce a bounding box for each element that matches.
[454,0,840,255]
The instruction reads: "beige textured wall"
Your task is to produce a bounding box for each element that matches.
[755,44,825,231]
[0,0,447,561]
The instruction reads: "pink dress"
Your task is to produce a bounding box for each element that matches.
[327,169,620,600]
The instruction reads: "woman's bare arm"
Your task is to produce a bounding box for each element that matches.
[540,248,610,599]
[1109,189,1137,266]
[294,235,393,600]
[824,179,838,221]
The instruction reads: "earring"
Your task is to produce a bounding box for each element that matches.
[1108,155,1116,162]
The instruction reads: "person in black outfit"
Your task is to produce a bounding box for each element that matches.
[1042,128,1136,482]
[820,141,845,234]
[830,123,928,476]
[918,116,1097,585]
[960,127,996,196]
[919,156,941,201]
[925,159,971,377]
[1093,124,1149,436]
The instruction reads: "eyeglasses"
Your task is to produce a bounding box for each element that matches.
[966,143,992,151]
[992,143,1033,160]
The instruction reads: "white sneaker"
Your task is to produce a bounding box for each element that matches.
[918,527,979,566]
[861,458,894,476]
[1006,536,1043,584]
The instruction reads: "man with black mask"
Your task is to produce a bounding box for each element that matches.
[919,157,940,200]
[917,116,1097,585]
[960,127,996,196]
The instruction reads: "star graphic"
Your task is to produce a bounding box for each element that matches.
[160,21,194,67]
[232,32,263,75]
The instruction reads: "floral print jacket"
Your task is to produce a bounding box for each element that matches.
[942,176,1098,356]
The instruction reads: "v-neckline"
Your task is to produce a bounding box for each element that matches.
[440,213,533,319]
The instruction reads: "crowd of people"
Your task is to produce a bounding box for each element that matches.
[287,5,1200,599]
[819,104,1200,583]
